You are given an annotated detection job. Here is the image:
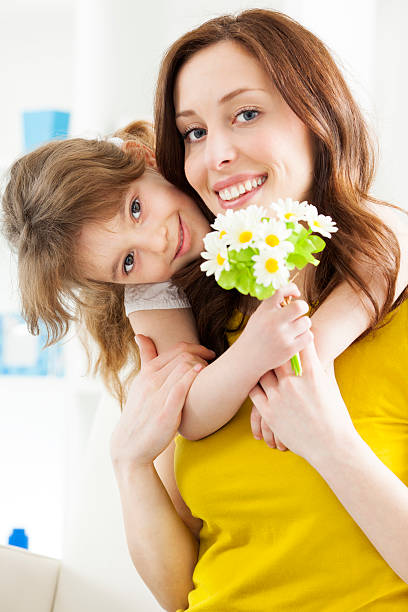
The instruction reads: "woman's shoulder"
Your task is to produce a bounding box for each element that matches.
[365,200,408,234]
[366,200,408,300]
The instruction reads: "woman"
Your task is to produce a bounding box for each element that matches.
[111,9,408,612]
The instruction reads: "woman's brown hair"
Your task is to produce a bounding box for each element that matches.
[155,9,407,354]
[1,121,154,406]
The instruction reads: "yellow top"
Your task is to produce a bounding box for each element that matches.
[175,300,408,611]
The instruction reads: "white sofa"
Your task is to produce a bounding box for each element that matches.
[0,392,163,612]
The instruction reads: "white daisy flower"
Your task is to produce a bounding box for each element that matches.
[211,208,234,232]
[255,218,295,256]
[252,250,290,289]
[221,205,266,252]
[304,205,338,238]
[200,232,230,281]
[203,230,228,249]
[268,197,310,223]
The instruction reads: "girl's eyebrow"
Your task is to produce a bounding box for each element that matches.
[110,190,132,281]
[175,88,265,119]
[111,257,121,282]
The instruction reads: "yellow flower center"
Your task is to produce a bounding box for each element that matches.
[313,220,321,228]
[219,230,226,239]
[265,258,279,274]
[285,212,294,219]
[216,253,225,266]
[239,230,252,243]
[265,234,279,247]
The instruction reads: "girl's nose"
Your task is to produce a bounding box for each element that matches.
[143,224,169,254]
[204,129,238,171]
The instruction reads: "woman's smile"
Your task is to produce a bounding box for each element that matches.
[213,173,267,209]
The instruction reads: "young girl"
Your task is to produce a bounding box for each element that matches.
[1,120,312,446]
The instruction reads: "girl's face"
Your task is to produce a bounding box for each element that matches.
[174,41,315,216]
[77,168,210,284]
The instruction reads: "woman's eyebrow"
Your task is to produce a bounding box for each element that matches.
[175,88,265,119]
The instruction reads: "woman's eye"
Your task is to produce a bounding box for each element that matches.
[184,127,207,143]
[131,198,141,220]
[236,109,259,123]
[124,252,134,274]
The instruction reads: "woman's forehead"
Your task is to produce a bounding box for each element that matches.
[174,41,268,111]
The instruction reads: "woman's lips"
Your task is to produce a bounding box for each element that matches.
[175,215,191,258]
[216,178,266,210]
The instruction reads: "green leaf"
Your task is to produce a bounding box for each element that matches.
[236,267,252,294]
[229,247,257,264]
[308,234,326,253]
[287,252,308,269]
[218,268,238,290]
[252,283,275,300]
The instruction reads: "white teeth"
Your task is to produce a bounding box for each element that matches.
[218,176,266,201]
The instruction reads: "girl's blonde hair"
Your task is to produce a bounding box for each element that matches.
[1,120,154,407]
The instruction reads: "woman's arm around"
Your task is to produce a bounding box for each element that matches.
[250,340,408,583]
[111,335,210,611]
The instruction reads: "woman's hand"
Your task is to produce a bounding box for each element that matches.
[110,335,214,469]
[249,337,357,465]
[250,405,288,450]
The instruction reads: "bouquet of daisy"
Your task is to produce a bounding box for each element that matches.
[200,198,338,375]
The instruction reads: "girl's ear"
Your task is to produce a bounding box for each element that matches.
[122,141,157,169]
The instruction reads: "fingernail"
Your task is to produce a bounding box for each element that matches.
[193,363,203,372]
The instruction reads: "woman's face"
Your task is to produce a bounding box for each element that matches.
[77,168,210,284]
[174,41,315,216]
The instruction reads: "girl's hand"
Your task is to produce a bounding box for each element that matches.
[110,335,214,469]
[249,338,356,464]
[250,405,288,451]
[240,283,313,377]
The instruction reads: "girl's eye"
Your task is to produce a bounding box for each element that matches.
[236,109,259,123]
[183,127,207,143]
[124,252,134,275]
[131,198,142,220]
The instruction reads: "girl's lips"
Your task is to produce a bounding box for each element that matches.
[175,215,191,258]
[216,179,266,210]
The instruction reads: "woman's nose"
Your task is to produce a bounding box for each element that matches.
[204,129,238,171]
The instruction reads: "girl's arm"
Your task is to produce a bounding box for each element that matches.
[111,336,206,611]
[129,284,313,441]
[311,201,408,367]
[250,202,407,443]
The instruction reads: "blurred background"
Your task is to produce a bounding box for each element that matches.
[0,0,407,562]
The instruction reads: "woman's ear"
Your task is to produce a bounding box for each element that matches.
[122,141,157,169]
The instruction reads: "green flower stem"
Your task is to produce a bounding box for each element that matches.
[290,353,303,376]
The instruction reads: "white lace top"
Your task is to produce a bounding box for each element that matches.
[124,281,191,316]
